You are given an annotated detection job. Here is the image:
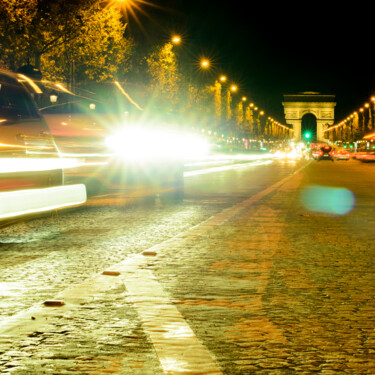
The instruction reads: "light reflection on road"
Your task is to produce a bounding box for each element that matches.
[184,160,273,177]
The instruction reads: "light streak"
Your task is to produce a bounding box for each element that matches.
[184,160,272,177]
[0,184,86,219]
[17,74,43,94]
[114,81,143,111]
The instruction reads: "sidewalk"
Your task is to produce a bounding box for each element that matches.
[1,162,375,374]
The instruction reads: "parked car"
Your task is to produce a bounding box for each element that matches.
[0,70,86,220]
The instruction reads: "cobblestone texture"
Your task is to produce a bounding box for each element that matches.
[148,160,375,374]
[1,159,375,374]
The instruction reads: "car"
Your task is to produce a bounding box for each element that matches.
[316,145,334,161]
[0,70,86,220]
[311,149,322,160]
[357,151,375,162]
[332,149,350,161]
[33,81,200,200]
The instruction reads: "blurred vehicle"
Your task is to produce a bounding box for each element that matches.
[311,149,322,160]
[309,142,327,160]
[331,148,350,161]
[274,146,302,160]
[316,145,334,161]
[0,70,86,220]
[34,81,207,199]
[356,151,375,162]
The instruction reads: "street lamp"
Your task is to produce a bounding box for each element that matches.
[230,84,237,93]
[200,58,210,69]
[171,35,181,45]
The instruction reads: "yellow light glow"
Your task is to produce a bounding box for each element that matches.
[107,0,152,28]
[17,74,43,94]
[55,83,74,95]
[200,59,210,69]
[219,75,227,82]
[0,143,27,150]
[230,85,237,92]
[171,35,181,44]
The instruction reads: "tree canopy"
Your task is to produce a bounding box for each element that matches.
[0,0,133,82]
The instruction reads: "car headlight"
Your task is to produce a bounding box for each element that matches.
[105,128,209,160]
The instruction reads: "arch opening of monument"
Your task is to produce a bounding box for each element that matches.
[282,92,336,143]
[301,113,317,142]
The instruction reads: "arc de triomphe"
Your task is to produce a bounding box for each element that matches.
[282,92,336,142]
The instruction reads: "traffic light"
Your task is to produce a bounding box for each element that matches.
[303,132,311,139]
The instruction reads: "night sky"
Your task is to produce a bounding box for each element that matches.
[127,0,374,123]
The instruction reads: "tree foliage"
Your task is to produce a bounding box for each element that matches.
[41,4,133,83]
[146,42,181,110]
[0,0,133,82]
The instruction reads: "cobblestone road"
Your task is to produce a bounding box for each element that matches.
[1,159,375,374]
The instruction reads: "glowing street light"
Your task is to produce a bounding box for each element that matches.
[219,75,227,83]
[230,84,238,92]
[200,58,210,69]
[171,35,181,45]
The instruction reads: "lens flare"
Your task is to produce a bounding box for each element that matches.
[300,185,355,215]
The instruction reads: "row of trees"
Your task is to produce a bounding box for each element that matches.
[0,0,291,143]
[326,100,375,143]
[0,0,132,81]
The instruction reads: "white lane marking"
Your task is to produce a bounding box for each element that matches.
[113,255,223,374]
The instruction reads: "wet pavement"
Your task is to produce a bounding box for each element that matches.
[1,158,375,374]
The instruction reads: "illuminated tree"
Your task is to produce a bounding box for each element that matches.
[0,0,93,69]
[235,101,244,136]
[41,4,133,83]
[146,42,181,110]
[0,0,132,82]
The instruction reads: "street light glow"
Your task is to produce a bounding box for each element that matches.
[172,35,181,44]
[200,59,210,69]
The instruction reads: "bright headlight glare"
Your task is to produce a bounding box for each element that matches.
[105,129,209,160]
